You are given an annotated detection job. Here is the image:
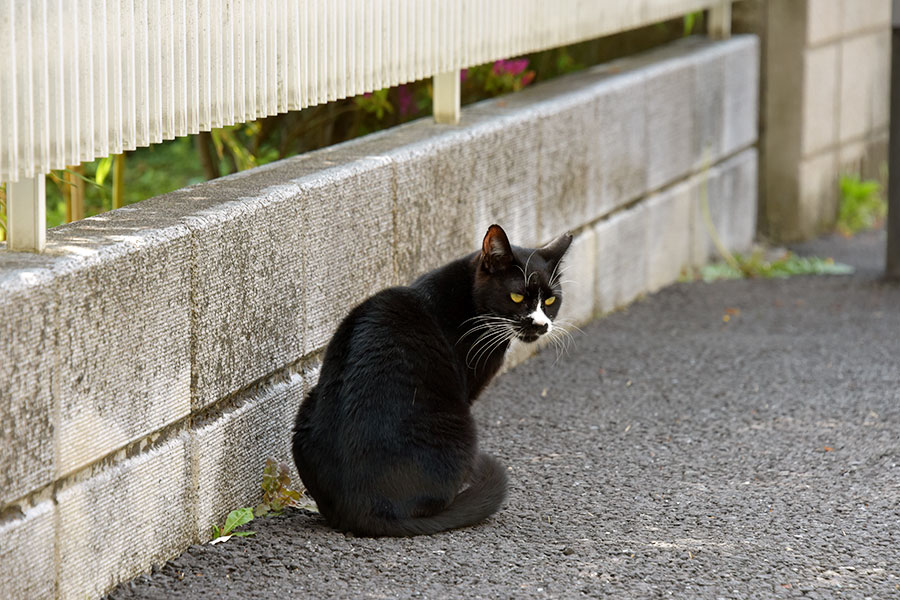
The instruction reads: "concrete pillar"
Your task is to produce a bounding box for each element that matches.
[735,0,892,242]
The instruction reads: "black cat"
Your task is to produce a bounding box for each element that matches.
[292,224,572,536]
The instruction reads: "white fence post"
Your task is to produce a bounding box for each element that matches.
[708,1,732,39]
[433,69,461,125]
[6,175,46,252]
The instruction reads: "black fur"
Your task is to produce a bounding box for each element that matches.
[292,225,572,536]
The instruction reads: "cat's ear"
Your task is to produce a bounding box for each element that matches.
[539,231,573,262]
[480,224,514,273]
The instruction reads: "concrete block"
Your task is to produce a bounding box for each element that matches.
[555,228,596,326]
[299,154,396,354]
[306,118,476,284]
[0,216,192,488]
[722,37,760,158]
[593,217,618,315]
[802,44,840,155]
[188,182,306,410]
[0,501,56,598]
[839,31,891,142]
[389,127,478,283]
[690,165,728,266]
[0,282,55,505]
[596,71,649,214]
[859,132,889,185]
[692,37,759,167]
[537,94,599,243]
[720,149,760,254]
[840,138,868,176]
[806,0,843,45]
[193,373,305,538]
[55,239,192,475]
[593,204,650,312]
[467,115,540,248]
[616,205,650,306]
[646,181,693,292]
[840,0,891,36]
[56,434,193,600]
[692,47,726,168]
[692,149,759,263]
[799,151,840,235]
[643,56,695,191]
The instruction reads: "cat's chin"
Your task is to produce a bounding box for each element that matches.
[517,332,543,343]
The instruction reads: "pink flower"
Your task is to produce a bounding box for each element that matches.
[493,58,529,76]
[396,84,416,117]
[460,69,468,82]
[504,58,529,76]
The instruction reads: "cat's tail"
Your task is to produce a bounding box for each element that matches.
[364,453,508,537]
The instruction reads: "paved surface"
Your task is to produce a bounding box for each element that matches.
[109,230,899,599]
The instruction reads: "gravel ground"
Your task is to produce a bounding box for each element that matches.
[109,231,900,599]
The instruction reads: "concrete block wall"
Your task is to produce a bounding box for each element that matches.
[0,35,758,599]
[734,0,891,241]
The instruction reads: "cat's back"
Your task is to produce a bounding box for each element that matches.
[316,284,463,403]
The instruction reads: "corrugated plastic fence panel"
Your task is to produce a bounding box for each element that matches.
[0,0,723,182]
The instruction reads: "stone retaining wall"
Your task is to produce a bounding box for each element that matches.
[0,35,758,599]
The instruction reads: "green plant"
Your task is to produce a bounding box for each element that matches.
[683,11,703,36]
[695,250,854,282]
[683,161,854,282]
[209,507,255,544]
[254,458,314,517]
[837,174,886,236]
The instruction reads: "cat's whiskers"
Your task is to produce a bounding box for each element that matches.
[466,322,516,370]
[548,260,569,288]
[515,250,539,289]
[542,318,580,364]
[470,325,516,370]
[550,273,573,291]
[458,315,517,346]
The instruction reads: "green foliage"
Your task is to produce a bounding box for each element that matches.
[555,49,584,75]
[693,250,854,282]
[254,458,309,517]
[837,174,886,236]
[210,507,255,543]
[44,137,205,228]
[94,155,114,186]
[683,11,703,36]
[461,58,536,100]
[354,89,395,120]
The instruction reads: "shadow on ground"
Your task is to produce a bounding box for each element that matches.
[109,230,900,599]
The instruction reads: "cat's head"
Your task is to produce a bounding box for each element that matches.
[473,224,573,343]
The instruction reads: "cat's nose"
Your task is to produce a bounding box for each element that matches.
[529,307,551,333]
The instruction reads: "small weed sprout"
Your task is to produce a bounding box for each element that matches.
[837,174,886,236]
[208,458,316,545]
[254,458,314,517]
[210,507,255,544]
[681,157,854,282]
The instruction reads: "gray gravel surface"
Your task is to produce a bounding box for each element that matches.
[109,232,900,599]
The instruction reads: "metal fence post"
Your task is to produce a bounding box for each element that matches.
[6,175,46,252]
[433,70,461,125]
[887,0,900,280]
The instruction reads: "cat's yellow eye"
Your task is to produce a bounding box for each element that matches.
[510,292,524,303]
[544,296,556,306]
